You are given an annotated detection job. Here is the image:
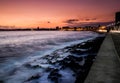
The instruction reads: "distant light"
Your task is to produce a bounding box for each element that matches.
[99,26,106,29]
[98,30,107,32]
[111,30,120,33]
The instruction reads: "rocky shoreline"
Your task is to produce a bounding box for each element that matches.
[22,35,105,83]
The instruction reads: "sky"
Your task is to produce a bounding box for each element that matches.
[0,0,120,28]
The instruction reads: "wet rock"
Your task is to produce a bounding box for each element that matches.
[23,36,105,83]
[24,63,32,68]
[75,70,87,83]
[85,55,95,61]
[24,63,41,68]
[25,74,41,82]
[48,69,62,83]
[74,55,97,83]
[59,55,82,65]
[57,55,83,73]
[0,80,4,83]
[45,67,55,72]
[70,49,85,54]
[80,41,93,49]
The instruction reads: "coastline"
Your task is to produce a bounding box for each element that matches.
[22,34,105,83]
[0,31,105,83]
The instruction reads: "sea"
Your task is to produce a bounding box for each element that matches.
[0,31,101,83]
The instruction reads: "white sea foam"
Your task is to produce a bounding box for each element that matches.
[0,31,99,83]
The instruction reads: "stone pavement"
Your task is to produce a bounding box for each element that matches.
[84,33,120,83]
[111,32,120,58]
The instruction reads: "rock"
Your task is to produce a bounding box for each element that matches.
[45,67,54,72]
[57,55,83,73]
[23,36,105,83]
[48,69,62,83]
[0,80,4,83]
[75,55,96,83]
[80,41,93,49]
[70,49,85,54]
[75,70,87,83]
[24,63,41,68]
[25,74,41,82]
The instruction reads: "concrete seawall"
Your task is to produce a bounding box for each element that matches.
[84,33,120,83]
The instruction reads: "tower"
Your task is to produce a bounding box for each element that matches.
[115,12,120,30]
[115,12,120,25]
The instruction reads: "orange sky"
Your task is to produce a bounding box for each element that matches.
[0,0,120,28]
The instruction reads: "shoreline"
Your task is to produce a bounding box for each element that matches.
[22,35,105,83]
[0,32,106,83]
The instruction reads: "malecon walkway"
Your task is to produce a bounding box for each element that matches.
[84,32,120,83]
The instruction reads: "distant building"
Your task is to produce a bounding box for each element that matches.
[115,12,120,30]
[37,26,40,30]
[62,26,70,31]
[56,26,60,30]
[115,12,120,24]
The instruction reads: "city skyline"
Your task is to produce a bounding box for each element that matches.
[0,0,120,28]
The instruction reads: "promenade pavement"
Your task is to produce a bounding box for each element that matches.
[84,32,120,83]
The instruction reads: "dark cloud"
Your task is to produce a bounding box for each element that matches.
[47,21,51,23]
[65,21,114,27]
[79,21,114,27]
[92,18,97,20]
[84,18,97,21]
[64,19,80,24]
[85,19,90,21]
[88,21,114,26]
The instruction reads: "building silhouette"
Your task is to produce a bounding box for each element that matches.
[115,12,120,24]
[115,12,120,30]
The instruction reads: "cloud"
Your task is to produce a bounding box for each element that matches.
[85,19,90,21]
[92,18,97,20]
[77,21,114,27]
[64,19,80,24]
[64,21,114,27]
[63,18,113,27]
[47,21,51,23]
[83,18,97,21]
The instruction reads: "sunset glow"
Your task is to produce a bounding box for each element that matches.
[0,0,120,28]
